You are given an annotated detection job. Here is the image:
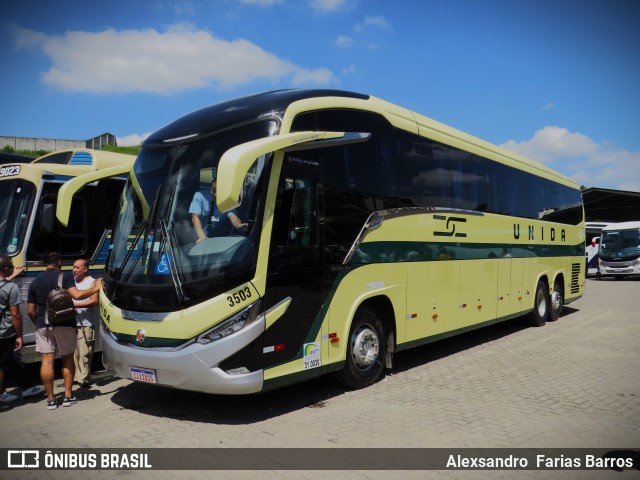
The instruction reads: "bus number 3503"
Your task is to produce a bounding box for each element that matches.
[227,287,252,307]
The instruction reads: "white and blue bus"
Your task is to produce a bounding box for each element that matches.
[585,222,610,277]
[598,221,640,279]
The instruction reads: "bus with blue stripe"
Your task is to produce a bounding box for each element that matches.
[56,90,585,394]
[0,149,135,362]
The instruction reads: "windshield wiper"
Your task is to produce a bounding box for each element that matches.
[108,219,147,299]
[159,217,186,307]
[121,185,164,284]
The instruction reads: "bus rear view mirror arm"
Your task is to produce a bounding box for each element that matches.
[56,164,133,227]
[216,131,370,212]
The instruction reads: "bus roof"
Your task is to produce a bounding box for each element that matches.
[31,148,135,170]
[142,89,579,190]
[0,149,135,184]
[586,222,611,229]
[601,221,640,232]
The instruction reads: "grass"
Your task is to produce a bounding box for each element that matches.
[2,144,140,158]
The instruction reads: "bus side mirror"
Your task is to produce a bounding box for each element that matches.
[41,203,55,234]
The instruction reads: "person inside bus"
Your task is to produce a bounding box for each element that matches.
[189,178,247,244]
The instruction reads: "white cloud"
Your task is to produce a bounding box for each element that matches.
[501,126,597,163]
[541,102,554,111]
[310,0,348,12]
[12,24,336,94]
[117,132,153,147]
[341,64,356,75]
[336,14,389,50]
[501,126,640,191]
[354,15,392,33]
[335,35,354,48]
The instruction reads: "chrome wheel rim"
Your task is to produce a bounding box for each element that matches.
[351,324,379,369]
[551,290,563,312]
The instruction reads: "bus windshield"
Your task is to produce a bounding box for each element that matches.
[600,228,640,261]
[0,179,36,256]
[105,120,276,312]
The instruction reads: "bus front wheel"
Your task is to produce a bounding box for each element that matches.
[527,280,549,327]
[337,306,387,389]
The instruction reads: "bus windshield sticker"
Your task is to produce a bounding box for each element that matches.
[303,342,321,370]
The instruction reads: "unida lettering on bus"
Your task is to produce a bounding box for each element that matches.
[513,223,566,242]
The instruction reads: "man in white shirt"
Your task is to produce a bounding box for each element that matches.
[72,259,98,388]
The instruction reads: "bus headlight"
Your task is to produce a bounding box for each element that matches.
[197,301,261,344]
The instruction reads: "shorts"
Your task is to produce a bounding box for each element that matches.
[0,336,16,370]
[36,327,77,356]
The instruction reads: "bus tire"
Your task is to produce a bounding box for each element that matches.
[527,280,549,327]
[337,306,387,389]
[549,278,563,322]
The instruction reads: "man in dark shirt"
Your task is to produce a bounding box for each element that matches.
[27,253,102,410]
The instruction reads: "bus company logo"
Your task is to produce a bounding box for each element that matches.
[135,329,146,344]
[7,450,39,468]
[433,215,467,238]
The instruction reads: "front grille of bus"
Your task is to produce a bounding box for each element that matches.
[571,263,581,294]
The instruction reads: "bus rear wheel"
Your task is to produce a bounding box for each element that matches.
[337,306,387,389]
[549,278,563,322]
[527,280,549,327]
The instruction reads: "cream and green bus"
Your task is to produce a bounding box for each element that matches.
[0,149,134,362]
[57,90,585,393]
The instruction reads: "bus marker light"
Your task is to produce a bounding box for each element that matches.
[432,314,438,320]
[330,337,340,344]
[263,343,285,354]
[477,305,482,311]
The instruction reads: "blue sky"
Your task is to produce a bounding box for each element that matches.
[2,0,639,190]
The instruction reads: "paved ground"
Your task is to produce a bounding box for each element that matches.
[1,277,639,480]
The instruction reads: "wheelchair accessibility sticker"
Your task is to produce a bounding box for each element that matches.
[155,253,172,275]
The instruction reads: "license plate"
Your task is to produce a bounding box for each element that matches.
[130,367,157,384]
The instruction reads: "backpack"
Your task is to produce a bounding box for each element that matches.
[46,272,75,324]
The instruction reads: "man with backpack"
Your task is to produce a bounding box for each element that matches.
[27,253,102,410]
[0,256,46,410]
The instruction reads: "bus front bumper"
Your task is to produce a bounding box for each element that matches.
[600,263,640,276]
[100,317,265,395]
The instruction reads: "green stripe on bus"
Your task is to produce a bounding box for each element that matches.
[352,241,584,264]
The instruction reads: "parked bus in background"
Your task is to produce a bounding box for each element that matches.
[0,149,135,362]
[57,90,585,394]
[598,221,640,279]
[585,221,610,277]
